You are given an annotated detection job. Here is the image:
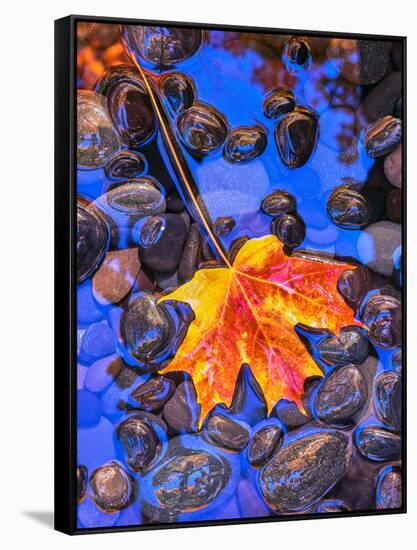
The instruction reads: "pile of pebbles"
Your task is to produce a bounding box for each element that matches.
[75,24,403,528]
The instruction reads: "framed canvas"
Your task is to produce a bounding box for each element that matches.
[54,15,406,535]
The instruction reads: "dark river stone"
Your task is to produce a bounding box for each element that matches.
[259,430,351,512]
[90,461,135,513]
[77,199,109,284]
[314,365,368,426]
[317,326,369,366]
[327,186,370,229]
[376,466,402,510]
[374,371,402,431]
[362,116,402,159]
[176,103,229,155]
[97,65,156,148]
[263,88,295,119]
[115,413,165,473]
[355,425,401,461]
[261,190,296,217]
[130,376,176,411]
[275,107,318,168]
[271,213,306,248]
[159,72,196,114]
[203,414,250,452]
[153,451,229,511]
[223,125,267,163]
[247,424,283,467]
[104,150,146,180]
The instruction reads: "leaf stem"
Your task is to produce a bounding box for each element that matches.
[132,61,232,269]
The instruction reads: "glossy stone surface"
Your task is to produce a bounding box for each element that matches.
[271,213,306,248]
[77,199,109,284]
[327,186,370,229]
[247,424,283,467]
[275,108,318,168]
[89,462,135,512]
[203,414,250,452]
[97,66,156,148]
[314,365,368,426]
[317,327,369,366]
[177,103,228,155]
[337,266,372,309]
[213,216,236,237]
[363,116,402,159]
[121,294,171,362]
[123,26,203,69]
[163,380,201,433]
[77,91,120,169]
[360,291,401,349]
[115,413,165,472]
[263,88,295,119]
[159,72,196,114]
[355,425,401,461]
[130,376,176,411]
[223,126,267,163]
[376,466,402,509]
[315,499,351,513]
[374,371,401,431]
[104,150,146,180]
[384,144,402,188]
[153,450,228,512]
[140,214,188,272]
[259,431,351,512]
[283,37,312,72]
[105,177,166,222]
[261,190,296,217]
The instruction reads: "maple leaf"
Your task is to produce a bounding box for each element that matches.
[159,235,359,424]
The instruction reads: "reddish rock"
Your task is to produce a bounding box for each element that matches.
[92,248,141,305]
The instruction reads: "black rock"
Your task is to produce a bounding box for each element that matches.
[178,223,200,282]
[337,266,372,309]
[129,376,176,411]
[89,461,135,512]
[391,42,403,71]
[259,430,351,512]
[376,465,402,509]
[97,65,156,148]
[121,294,171,363]
[327,186,370,229]
[357,72,402,129]
[317,326,369,366]
[177,103,228,155]
[77,198,109,284]
[360,292,401,349]
[149,447,229,518]
[213,216,236,237]
[163,380,201,433]
[263,88,295,119]
[247,423,283,467]
[77,465,88,503]
[271,213,306,248]
[355,425,401,461]
[223,125,267,163]
[123,26,203,68]
[140,213,188,272]
[115,412,166,473]
[203,414,250,452]
[283,37,312,71]
[314,365,368,426]
[275,107,318,168]
[271,399,311,430]
[374,371,402,431]
[362,116,402,158]
[159,72,196,114]
[136,215,166,248]
[104,150,146,180]
[261,190,296,217]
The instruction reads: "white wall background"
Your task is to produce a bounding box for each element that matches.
[0,0,414,547]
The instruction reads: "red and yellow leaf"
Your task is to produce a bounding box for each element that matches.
[159,233,358,425]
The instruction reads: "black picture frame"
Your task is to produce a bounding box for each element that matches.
[55,14,407,535]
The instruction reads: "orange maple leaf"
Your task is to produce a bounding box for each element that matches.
[159,234,358,424]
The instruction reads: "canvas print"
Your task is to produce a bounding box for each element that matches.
[75,21,404,529]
